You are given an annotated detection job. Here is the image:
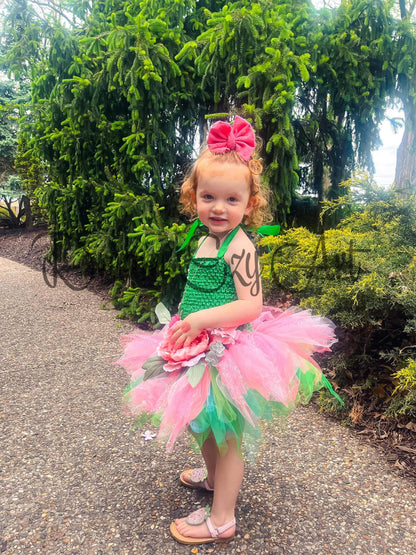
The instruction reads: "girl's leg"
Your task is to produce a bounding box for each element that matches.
[182,433,218,489]
[200,433,218,489]
[175,437,243,539]
[211,437,243,524]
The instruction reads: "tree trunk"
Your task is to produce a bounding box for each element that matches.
[23,194,33,230]
[394,105,416,198]
[394,1,416,199]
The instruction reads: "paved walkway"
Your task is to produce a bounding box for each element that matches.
[1,256,415,555]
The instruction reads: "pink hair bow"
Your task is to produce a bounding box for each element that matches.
[207,116,255,161]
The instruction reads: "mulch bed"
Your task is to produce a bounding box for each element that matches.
[0,225,114,301]
[321,404,416,480]
[1,225,415,481]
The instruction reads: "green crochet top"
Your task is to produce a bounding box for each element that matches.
[179,226,240,318]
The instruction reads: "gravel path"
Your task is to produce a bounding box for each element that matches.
[1,256,415,555]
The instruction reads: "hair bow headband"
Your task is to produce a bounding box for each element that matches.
[207,116,255,161]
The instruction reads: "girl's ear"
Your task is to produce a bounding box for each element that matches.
[244,196,257,215]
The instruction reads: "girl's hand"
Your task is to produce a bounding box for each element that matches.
[169,314,204,348]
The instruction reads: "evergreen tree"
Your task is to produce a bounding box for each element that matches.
[294,0,395,213]
[0,80,19,182]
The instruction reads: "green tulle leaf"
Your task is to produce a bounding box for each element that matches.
[123,374,144,394]
[320,374,344,405]
[211,370,238,422]
[186,362,207,388]
[142,355,166,380]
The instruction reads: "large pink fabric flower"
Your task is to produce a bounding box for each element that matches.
[157,322,210,372]
[209,327,239,345]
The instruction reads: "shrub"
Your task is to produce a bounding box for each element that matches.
[38,176,195,323]
[0,175,26,227]
[69,190,194,322]
[387,359,416,419]
[260,183,416,422]
[15,134,46,224]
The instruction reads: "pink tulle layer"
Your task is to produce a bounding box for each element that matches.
[115,307,337,449]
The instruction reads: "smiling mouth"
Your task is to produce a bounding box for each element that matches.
[210,217,227,222]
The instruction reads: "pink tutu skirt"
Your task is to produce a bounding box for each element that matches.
[116,307,340,454]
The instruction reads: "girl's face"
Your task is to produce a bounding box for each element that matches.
[194,161,253,236]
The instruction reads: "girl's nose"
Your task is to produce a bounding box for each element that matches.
[212,200,225,212]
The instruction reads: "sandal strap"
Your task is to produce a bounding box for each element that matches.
[202,479,214,492]
[206,517,236,538]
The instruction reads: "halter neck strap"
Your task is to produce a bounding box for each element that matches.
[177,219,204,252]
[217,226,240,258]
[177,218,281,253]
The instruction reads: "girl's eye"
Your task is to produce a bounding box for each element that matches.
[228,197,238,203]
[203,194,214,200]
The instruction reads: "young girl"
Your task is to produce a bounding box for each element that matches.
[116,116,340,545]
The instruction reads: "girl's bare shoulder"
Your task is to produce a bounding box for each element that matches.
[224,228,257,263]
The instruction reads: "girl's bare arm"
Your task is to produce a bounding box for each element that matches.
[171,232,262,347]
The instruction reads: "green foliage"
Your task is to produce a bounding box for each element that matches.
[19,0,201,207]
[0,78,29,178]
[392,359,416,395]
[294,0,395,206]
[260,178,416,420]
[110,282,161,325]
[387,359,416,419]
[0,174,22,197]
[6,0,318,242]
[0,175,27,227]
[3,0,206,320]
[192,0,311,220]
[3,0,416,326]
[261,182,416,329]
[67,189,194,322]
[1,0,319,319]
[14,133,46,222]
[318,388,349,417]
[113,217,193,322]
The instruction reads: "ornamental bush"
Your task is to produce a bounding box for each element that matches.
[260,183,416,422]
[387,359,416,419]
[67,189,194,322]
